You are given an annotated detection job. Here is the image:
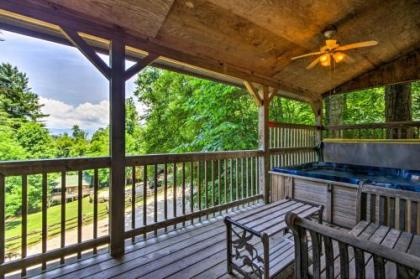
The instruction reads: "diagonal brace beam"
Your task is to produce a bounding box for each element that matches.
[61,27,111,79]
[244,81,262,106]
[124,53,159,81]
[268,87,277,103]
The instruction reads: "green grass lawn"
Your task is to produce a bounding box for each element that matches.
[4,185,153,255]
[5,195,109,254]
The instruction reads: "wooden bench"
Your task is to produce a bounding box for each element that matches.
[286,212,420,278]
[224,198,323,279]
[356,183,420,234]
[286,184,420,278]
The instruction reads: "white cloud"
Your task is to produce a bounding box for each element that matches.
[40,97,109,130]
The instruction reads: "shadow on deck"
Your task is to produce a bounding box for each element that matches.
[28,203,270,279]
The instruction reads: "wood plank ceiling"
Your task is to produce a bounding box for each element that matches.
[5,0,420,101]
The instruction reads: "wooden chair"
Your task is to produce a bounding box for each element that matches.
[356,183,420,234]
[285,212,420,278]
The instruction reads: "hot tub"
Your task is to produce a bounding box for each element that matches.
[272,162,420,192]
[269,162,420,228]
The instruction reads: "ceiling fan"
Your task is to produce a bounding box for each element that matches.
[291,26,378,69]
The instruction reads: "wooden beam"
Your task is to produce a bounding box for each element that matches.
[124,53,159,81]
[244,81,262,106]
[311,100,323,150]
[60,27,111,79]
[327,48,420,96]
[258,86,270,204]
[0,1,317,101]
[268,87,276,103]
[109,37,125,257]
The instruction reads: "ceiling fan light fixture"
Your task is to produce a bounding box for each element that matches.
[320,54,331,67]
[333,52,345,63]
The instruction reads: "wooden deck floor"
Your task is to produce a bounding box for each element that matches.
[26,203,274,279]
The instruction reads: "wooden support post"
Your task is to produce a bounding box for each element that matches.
[258,86,270,204]
[109,37,126,257]
[61,26,156,258]
[311,100,323,161]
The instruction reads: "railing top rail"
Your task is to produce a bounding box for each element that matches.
[268,121,320,130]
[269,147,317,154]
[326,120,420,130]
[0,150,264,176]
[126,150,263,166]
[0,157,110,176]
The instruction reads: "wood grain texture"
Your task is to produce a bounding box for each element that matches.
[2,0,419,99]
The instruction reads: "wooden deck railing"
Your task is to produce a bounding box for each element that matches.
[324,121,420,139]
[0,157,110,277]
[0,120,325,276]
[268,121,320,168]
[124,151,263,239]
[0,151,265,276]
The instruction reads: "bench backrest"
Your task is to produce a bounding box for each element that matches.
[356,183,420,234]
[286,212,420,279]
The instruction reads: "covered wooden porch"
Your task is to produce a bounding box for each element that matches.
[0,0,419,278]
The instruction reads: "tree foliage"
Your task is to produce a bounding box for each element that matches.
[0,63,46,125]
[134,68,259,153]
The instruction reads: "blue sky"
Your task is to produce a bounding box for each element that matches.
[0,30,140,134]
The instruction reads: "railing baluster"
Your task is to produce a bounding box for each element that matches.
[212,160,216,217]
[154,164,158,236]
[190,161,194,224]
[143,165,147,239]
[182,162,185,226]
[218,160,221,209]
[77,170,82,259]
[241,158,245,199]
[204,160,208,218]
[224,159,228,210]
[235,158,239,204]
[164,163,168,231]
[253,157,257,197]
[21,175,27,276]
[93,169,99,250]
[0,174,4,279]
[131,166,136,242]
[60,171,66,263]
[42,173,48,267]
[173,163,177,229]
[230,159,233,203]
[198,161,202,219]
[246,157,249,198]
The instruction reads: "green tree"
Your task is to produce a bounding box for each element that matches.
[54,133,74,158]
[72,124,87,140]
[0,63,46,125]
[134,68,258,153]
[270,97,314,124]
[88,127,109,156]
[0,125,27,160]
[69,125,89,156]
[16,122,55,158]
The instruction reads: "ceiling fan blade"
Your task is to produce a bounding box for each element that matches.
[336,40,378,51]
[306,57,320,69]
[291,51,323,60]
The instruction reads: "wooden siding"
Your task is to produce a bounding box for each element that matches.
[270,172,358,228]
